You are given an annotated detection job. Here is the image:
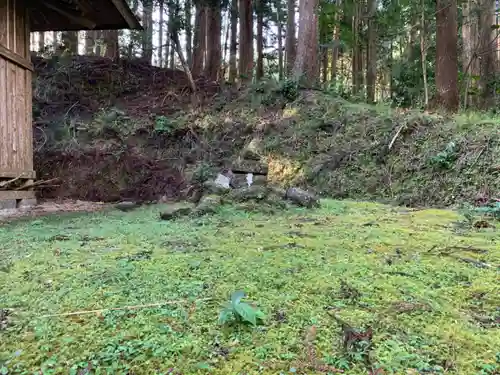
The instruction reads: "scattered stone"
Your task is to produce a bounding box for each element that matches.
[18,198,37,209]
[241,138,264,161]
[214,172,232,189]
[115,201,140,211]
[285,187,320,208]
[194,195,222,216]
[227,185,269,202]
[203,180,231,195]
[160,205,194,220]
[232,157,268,175]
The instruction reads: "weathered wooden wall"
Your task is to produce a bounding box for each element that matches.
[0,0,35,200]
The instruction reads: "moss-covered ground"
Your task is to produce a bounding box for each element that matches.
[0,201,498,374]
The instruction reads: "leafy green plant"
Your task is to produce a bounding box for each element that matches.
[154,115,177,134]
[429,141,458,169]
[474,201,500,220]
[218,291,265,326]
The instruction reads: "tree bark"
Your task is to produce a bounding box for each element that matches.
[85,31,96,55]
[159,0,164,66]
[142,0,154,63]
[351,1,362,95]
[435,0,459,111]
[285,0,296,74]
[293,0,319,85]
[38,32,45,52]
[366,0,377,103]
[103,30,119,61]
[420,0,429,107]
[331,0,341,82]
[478,0,496,108]
[185,0,193,66]
[462,0,480,107]
[192,4,207,76]
[276,0,284,80]
[256,0,264,80]
[239,0,254,82]
[229,0,238,82]
[205,5,222,81]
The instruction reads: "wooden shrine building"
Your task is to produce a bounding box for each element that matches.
[0,0,141,206]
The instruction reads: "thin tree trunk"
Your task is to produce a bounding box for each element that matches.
[85,31,96,55]
[159,0,164,67]
[276,0,284,80]
[366,0,377,103]
[52,32,58,51]
[285,0,296,74]
[185,0,193,66]
[95,31,102,56]
[38,32,45,52]
[256,0,264,80]
[420,0,429,107]
[478,0,496,108]
[293,0,319,85]
[239,0,253,82]
[222,10,231,79]
[435,0,459,111]
[229,0,238,82]
[331,0,341,82]
[352,1,362,95]
[103,30,119,61]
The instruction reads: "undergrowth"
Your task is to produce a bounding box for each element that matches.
[0,201,498,374]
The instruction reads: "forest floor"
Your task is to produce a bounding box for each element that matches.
[1,200,499,374]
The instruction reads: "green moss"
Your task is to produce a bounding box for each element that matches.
[0,201,498,374]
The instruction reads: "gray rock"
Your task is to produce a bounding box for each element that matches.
[203,179,231,195]
[232,157,268,175]
[194,195,222,216]
[160,206,194,220]
[285,187,320,208]
[227,186,269,202]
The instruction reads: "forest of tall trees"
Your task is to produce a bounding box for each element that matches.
[31,0,500,112]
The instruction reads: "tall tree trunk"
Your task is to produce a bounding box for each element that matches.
[293,0,319,85]
[435,0,459,111]
[331,0,341,82]
[94,31,102,56]
[239,0,254,82]
[229,0,238,82]
[285,0,296,74]
[256,0,264,80]
[478,0,496,108]
[222,10,231,79]
[185,0,193,66]
[61,31,78,54]
[192,4,207,76]
[159,0,164,67]
[462,0,479,107]
[205,5,222,81]
[169,0,180,69]
[420,0,429,107]
[38,32,45,52]
[366,0,377,103]
[351,0,362,95]
[85,31,96,55]
[52,32,58,51]
[276,0,284,80]
[142,0,154,63]
[103,30,119,60]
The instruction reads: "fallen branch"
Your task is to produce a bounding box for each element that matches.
[388,122,406,150]
[37,297,212,318]
[0,175,22,188]
[14,178,59,191]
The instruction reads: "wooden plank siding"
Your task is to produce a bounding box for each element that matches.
[0,0,34,180]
